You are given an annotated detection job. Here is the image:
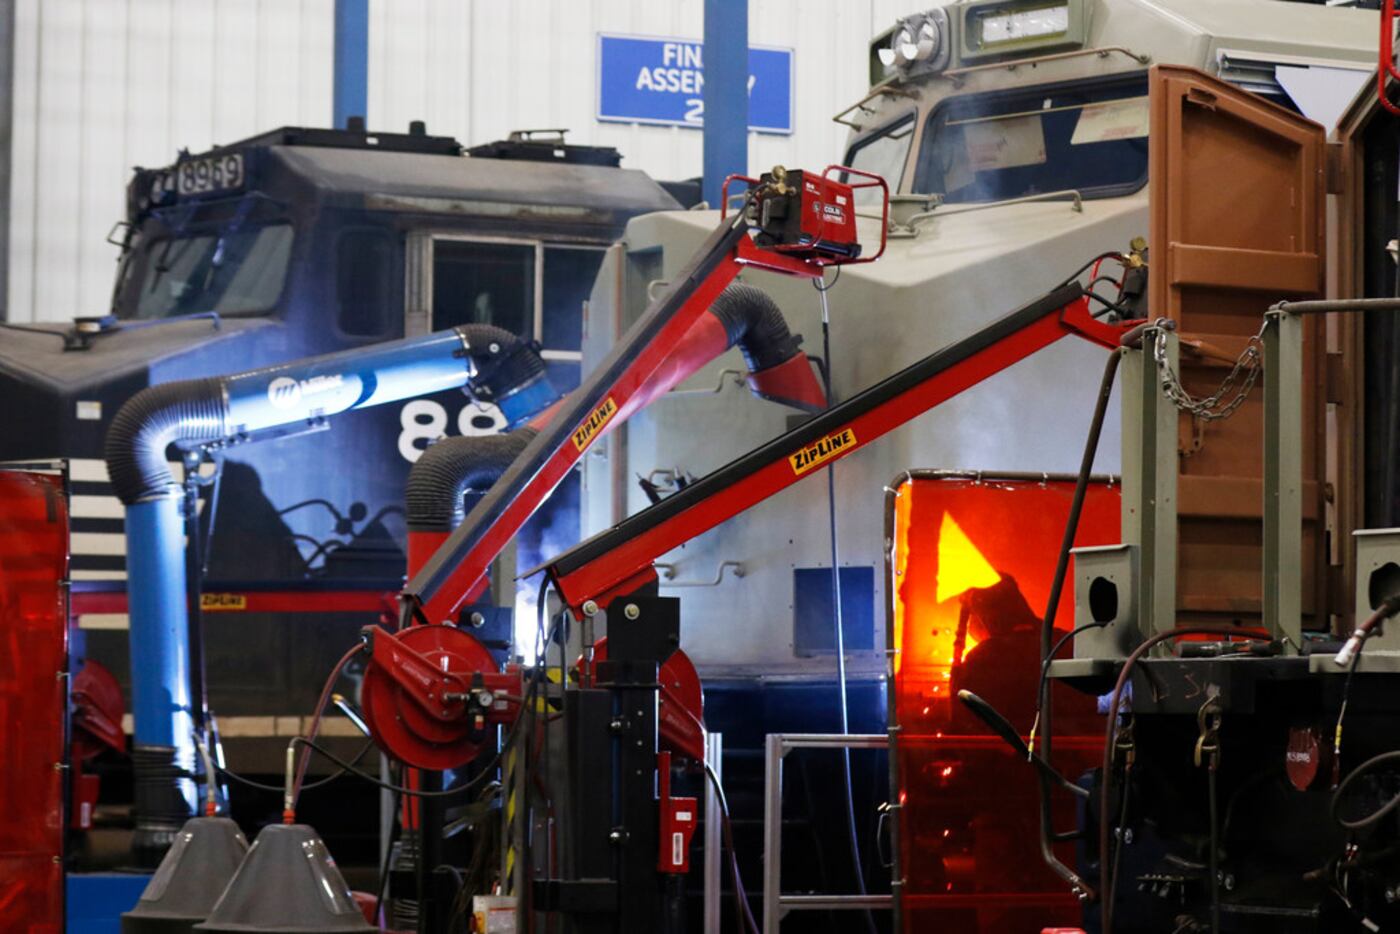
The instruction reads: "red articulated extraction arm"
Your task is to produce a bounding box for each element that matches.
[543,282,1138,617]
[400,166,889,626]
[360,166,888,769]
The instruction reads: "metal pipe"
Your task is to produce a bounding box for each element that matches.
[1033,347,1122,902]
[702,0,749,208]
[332,0,369,129]
[762,734,784,934]
[907,189,1083,228]
[1271,297,1400,315]
[106,324,554,853]
[703,731,724,934]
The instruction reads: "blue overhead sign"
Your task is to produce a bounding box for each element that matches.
[596,34,793,135]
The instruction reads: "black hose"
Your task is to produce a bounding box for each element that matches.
[1332,749,1400,830]
[405,429,539,532]
[1032,347,1122,899]
[708,282,805,373]
[105,378,226,503]
[455,324,551,414]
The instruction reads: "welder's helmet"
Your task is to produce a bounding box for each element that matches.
[960,573,1037,634]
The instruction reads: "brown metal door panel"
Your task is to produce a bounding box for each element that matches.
[1148,65,1328,628]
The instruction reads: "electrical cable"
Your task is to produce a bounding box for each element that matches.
[703,761,761,934]
[812,265,841,293]
[1109,759,1132,928]
[815,279,878,934]
[375,779,403,927]
[1085,290,1135,318]
[1333,639,1364,776]
[1027,619,1109,758]
[208,738,376,795]
[1098,627,1271,933]
[1208,756,1221,934]
[293,736,507,799]
[291,642,364,807]
[1056,252,1127,291]
[0,322,66,340]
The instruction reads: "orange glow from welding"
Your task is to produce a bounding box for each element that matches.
[893,499,999,679]
[934,513,1001,603]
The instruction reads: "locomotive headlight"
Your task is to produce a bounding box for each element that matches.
[878,13,945,70]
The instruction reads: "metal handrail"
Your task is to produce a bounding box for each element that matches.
[901,189,1083,232]
[655,560,745,587]
[945,46,1150,85]
[763,733,891,932]
[832,80,919,129]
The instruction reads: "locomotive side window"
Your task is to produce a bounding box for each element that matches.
[430,239,536,340]
[336,229,395,338]
[914,75,1149,204]
[131,223,294,319]
[843,113,915,205]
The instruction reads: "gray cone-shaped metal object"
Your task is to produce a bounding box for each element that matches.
[193,823,374,933]
[122,816,250,934]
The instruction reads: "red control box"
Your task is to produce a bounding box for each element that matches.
[752,168,861,261]
[656,751,699,874]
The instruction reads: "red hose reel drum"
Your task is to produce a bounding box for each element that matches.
[360,624,520,770]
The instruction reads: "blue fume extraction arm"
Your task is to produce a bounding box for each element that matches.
[104,323,555,858]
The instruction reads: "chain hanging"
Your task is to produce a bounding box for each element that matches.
[1151,317,1269,422]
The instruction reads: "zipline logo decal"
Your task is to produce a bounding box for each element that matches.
[572,397,618,452]
[201,592,247,611]
[789,428,857,476]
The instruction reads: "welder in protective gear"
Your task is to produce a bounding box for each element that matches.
[951,572,1099,734]
[946,572,1100,928]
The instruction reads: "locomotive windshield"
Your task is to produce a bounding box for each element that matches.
[122,222,294,320]
[913,75,1149,204]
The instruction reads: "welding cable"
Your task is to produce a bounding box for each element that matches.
[1027,619,1109,760]
[1208,754,1221,934]
[1056,252,1127,291]
[291,636,553,802]
[703,762,762,934]
[1331,750,1400,831]
[1098,627,1271,933]
[1332,643,1364,775]
[292,736,509,799]
[207,740,376,795]
[1027,342,1122,901]
[1084,290,1135,319]
[290,642,366,809]
[1330,599,1400,768]
[1334,597,1400,668]
[956,690,1087,799]
[815,276,878,934]
[194,732,219,816]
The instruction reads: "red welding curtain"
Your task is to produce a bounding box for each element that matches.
[890,474,1119,934]
[0,469,68,932]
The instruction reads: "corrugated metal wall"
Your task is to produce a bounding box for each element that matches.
[7,0,911,323]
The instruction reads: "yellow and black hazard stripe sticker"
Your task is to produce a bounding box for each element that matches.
[571,397,618,452]
[788,428,857,476]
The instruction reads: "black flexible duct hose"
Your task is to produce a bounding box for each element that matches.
[458,324,550,410]
[105,378,227,504]
[406,429,540,532]
[708,282,805,372]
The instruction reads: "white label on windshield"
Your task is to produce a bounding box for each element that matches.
[963,115,1047,172]
[1071,97,1149,145]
